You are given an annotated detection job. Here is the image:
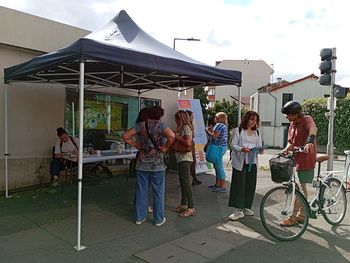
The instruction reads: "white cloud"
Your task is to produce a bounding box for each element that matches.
[0,0,349,83]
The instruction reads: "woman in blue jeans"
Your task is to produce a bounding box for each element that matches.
[205,112,228,193]
[122,106,175,226]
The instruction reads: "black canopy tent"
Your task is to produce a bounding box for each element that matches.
[4,10,242,250]
[4,10,241,89]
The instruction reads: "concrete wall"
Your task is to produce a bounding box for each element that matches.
[0,6,89,53]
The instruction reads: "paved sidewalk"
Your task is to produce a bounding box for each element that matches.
[0,149,349,262]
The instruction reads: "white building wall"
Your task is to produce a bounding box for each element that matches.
[255,77,330,148]
[214,60,273,103]
[273,78,330,126]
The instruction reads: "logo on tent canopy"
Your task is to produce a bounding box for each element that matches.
[105,25,121,40]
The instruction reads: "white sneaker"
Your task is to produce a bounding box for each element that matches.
[155,217,166,227]
[229,210,244,221]
[243,208,254,216]
[135,218,147,225]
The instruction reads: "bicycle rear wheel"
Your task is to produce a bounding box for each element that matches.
[260,186,309,241]
[320,177,347,225]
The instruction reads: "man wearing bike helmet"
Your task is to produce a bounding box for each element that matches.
[281,100,318,226]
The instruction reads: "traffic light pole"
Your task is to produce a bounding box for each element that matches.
[326,47,336,171]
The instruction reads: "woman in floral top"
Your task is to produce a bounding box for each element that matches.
[122,106,175,226]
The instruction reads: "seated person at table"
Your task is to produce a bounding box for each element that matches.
[50,127,79,185]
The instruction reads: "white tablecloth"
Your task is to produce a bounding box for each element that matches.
[83,152,136,164]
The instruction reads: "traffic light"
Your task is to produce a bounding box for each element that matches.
[334,84,349,99]
[319,48,335,86]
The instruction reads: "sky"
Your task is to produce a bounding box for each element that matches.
[1,0,349,86]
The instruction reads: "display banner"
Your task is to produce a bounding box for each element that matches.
[83,100,123,130]
[177,99,210,173]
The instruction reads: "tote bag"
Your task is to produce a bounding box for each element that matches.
[205,144,221,164]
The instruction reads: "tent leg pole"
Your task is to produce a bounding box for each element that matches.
[138,90,141,111]
[238,85,242,124]
[74,61,87,251]
[4,85,11,198]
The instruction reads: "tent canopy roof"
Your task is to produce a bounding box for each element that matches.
[4,10,241,91]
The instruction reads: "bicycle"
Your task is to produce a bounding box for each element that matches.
[260,147,348,241]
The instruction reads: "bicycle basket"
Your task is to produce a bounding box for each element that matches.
[269,155,294,183]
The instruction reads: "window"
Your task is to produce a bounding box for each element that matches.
[208,88,215,96]
[65,89,160,149]
[282,93,293,107]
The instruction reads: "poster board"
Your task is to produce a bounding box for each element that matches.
[177,99,211,174]
[83,100,125,130]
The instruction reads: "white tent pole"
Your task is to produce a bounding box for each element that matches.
[72,102,75,137]
[74,61,86,251]
[138,90,141,111]
[238,85,242,124]
[4,85,11,198]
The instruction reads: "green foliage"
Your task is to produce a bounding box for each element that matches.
[302,97,350,153]
[207,99,241,129]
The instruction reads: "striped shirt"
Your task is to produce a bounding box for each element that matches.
[212,123,228,146]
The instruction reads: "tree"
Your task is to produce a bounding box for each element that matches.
[207,99,240,130]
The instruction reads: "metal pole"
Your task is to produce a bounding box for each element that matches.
[72,102,75,137]
[4,85,11,198]
[74,61,87,251]
[326,47,336,171]
[238,86,242,124]
[138,89,141,111]
[173,37,200,50]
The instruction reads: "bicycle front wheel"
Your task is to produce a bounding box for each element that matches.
[260,186,309,241]
[320,178,347,225]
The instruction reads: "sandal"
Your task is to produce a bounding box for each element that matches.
[173,205,188,213]
[296,214,305,223]
[179,208,196,217]
[280,216,299,227]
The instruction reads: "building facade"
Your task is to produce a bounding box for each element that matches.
[251,74,330,148]
[209,59,273,107]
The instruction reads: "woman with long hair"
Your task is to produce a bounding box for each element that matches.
[173,110,196,217]
[228,110,263,221]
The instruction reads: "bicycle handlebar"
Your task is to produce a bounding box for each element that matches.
[277,146,305,158]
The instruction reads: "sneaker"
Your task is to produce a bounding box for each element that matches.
[155,217,166,227]
[229,210,245,221]
[135,218,147,225]
[208,184,219,189]
[192,179,202,185]
[243,208,254,216]
[212,187,227,193]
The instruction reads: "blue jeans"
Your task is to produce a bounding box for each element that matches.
[213,146,227,180]
[135,170,165,224]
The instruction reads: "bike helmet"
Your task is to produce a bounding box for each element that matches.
[281,101,302,115]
